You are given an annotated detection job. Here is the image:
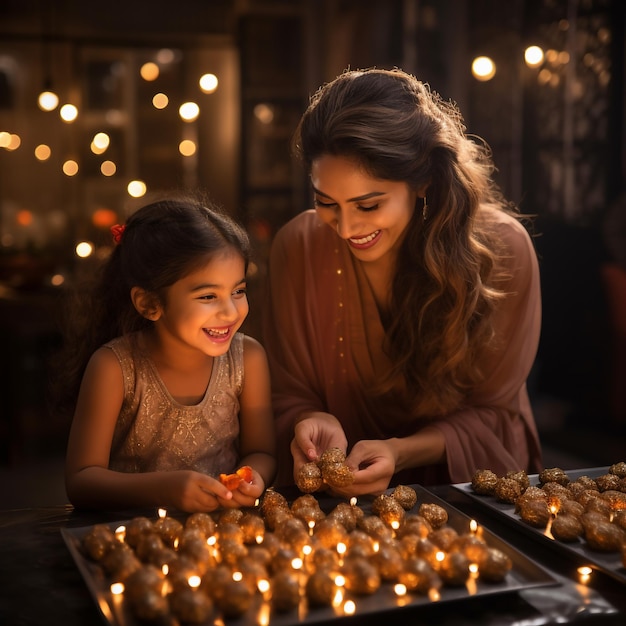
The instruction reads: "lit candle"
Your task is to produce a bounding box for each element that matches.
[578,566,592,585]
[115,525,126,542]
[188,574,201,588]
[158,508,167,518]
[343,599,356,615]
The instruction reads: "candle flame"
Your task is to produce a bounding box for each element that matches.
[291,557,303,570]
[232,571,243,582]
[334,574,345,587]
[110,582,124,595]
[158,508,167,518]
[336,542,347,555]
[188,575,201,588]
[258,579,270,594]
[343,599,356,615]
[350,497,357,506]
[394,583,407,596]
[428,587,441,602]
[469,519,478,533]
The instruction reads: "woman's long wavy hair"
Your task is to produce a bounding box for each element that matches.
[54,195,250,418]
[292,68,518,417]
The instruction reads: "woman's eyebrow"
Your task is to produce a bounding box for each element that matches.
[311,185,385,203]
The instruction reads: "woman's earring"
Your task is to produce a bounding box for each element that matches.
[422,196,428,221]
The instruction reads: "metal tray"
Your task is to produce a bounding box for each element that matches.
[61,486,557,626]
[453,467,626,585]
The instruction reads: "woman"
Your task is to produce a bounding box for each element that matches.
[263,68,542,495]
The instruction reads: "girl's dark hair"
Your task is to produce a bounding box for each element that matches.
[293,68,516,416]
[54,195,250,417]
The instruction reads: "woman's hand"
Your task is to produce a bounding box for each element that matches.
[339,439,398,497]
[291,411,348,479]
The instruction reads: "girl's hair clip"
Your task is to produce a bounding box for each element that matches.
[111,224,126,245]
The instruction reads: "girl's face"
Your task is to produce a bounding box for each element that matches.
[311,154,419,265]
[155,248,248,358]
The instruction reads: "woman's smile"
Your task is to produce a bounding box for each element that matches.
[347,229,382,249]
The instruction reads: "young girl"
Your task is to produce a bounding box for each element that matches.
[63,197,275,512]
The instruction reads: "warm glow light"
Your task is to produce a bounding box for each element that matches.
[140,62,159,81]
[578,566,593,584]
[334,575,345,587]
[35,144,51,160]
[60,104,78,122]
[90,132,110,155]
[38,90,59,111]
[92,208,118,228]
[152,93,169,109]
[469,519,478,534]
[472,56,496,81]
[101,160,117,176]
[0,131,10,148]
[336,542,347,556]
[157,48,176,64]
[199,73,218,93]
[302,544,312,556]
[254,103,274,124]
[76,241,94,258]
[51,273,65,287]
[62,160,79,176]
[291,557,303,570]
[179,101,200,121]
[16,210,33,226]
[188,575,201,588]
[110,582,124,595]
[525,45,544,67]
[257,579,270,594]
[5,133,21,151]
[179,139,196,156]
[127,180,147,198]
[435,551,445,562]
[158,508,167,518]
[343,600,356,615]
[394,583,407,596]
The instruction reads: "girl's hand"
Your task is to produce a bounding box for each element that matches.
[291,412,348,478]
[218,467,265,509]
[336,439,397,497]
[164,470,233,513]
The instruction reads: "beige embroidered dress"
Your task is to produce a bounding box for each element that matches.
[106,332,244,476]
[264,209,543,487]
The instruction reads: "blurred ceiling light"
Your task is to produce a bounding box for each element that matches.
[179,102,200,122]
[254,103,274,124]
[558,51,570,64]
[538,69,552,85]
[156,49,175,64]
[4,133,21,150]
[152,93,169,109]
[38,89,59,111]
[101,160,116,176]
[92,208,117,227]
[63,159,79,176]
[60,104,78,122]
[546,49,559,64]
[127,180,147,197]
[199,73,218,93]
[524,46,544,68]
[16,209,33,226]
[140,62,159,81]
[75,241,94,258]
[471,56,496,81]
[179,139,197,156]
[93,132,110,151]
[35,144,51,160]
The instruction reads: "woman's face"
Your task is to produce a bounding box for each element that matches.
[311,154,419,265]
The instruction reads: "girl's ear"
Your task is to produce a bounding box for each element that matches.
[131,286,162,321]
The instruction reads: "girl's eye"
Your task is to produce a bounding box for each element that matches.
[233,288,247,298]
[357,203,379,212]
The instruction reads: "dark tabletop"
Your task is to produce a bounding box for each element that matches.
[0,484,624,626]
